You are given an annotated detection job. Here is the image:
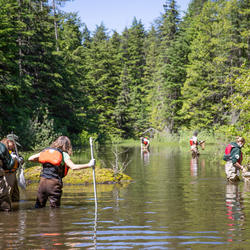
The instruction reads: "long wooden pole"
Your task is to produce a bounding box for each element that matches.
[89,137,97,248]
[90,137,97,207]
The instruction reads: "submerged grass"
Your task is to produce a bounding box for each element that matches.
[24,165,132,185]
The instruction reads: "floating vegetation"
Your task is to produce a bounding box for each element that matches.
[24,166,132,185]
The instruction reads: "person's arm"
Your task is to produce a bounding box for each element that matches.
[65,158,95,170]
[28,153,40,162]
[11,152,24,165]
[231,148,243,170]
[234,161,244,170]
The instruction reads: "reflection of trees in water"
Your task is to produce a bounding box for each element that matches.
[225,183,245,242]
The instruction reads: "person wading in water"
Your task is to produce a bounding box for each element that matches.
[189,131,205,158]
[28,136,95,208]
[1,138,23,202]
[141,137,150,152]
[223,136,246,183]
[0,142,18,211]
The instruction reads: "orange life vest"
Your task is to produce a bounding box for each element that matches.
[38,148,69,178]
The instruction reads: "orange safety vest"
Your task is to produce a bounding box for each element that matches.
[38,148,69,178]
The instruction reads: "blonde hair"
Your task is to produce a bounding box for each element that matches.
[50,136,73,155]
[236,136,245,144]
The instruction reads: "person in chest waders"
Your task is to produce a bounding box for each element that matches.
[223,136,246,183]
[189,131,205,158]
[0,142,17,211]
[141,137,150,152]
[1,138,24,202]
[28,136,95,208]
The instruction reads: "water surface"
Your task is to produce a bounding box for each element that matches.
[1,145,250,249]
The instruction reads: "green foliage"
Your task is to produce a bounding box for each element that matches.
[26,108,62,150]
[0,0,249,157]
[79,130,98,146]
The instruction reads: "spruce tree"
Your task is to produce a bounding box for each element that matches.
[150,0,181,132]
[118,18,147,137]
[85,24,122,141]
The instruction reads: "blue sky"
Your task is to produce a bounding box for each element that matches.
[62,0,191,34]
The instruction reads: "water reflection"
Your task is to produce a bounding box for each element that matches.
[2,145,250,248]
[190,156,198,177]
[225,183,245,243]
[141,148,150,166]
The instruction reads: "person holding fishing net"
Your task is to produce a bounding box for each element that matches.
[189,131,205,157]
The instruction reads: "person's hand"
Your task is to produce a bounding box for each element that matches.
[240,165,247,173]
[11,153,18,161]
[88,159,95,168]
[242,166,247,173]
[18,156,24,165]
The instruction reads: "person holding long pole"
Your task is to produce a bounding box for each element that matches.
[28,136,95,208]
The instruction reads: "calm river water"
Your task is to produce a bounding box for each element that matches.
[1,145,250,249]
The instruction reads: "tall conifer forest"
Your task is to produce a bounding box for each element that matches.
[0,0,249,149]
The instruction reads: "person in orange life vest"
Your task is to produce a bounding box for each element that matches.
[141,137,150,150]
[28,136,95,208]
[1,138,23,202]
[223,136,245,182]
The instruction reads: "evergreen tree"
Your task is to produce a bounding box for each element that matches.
[0,0,20,134]
[118,18,147,137]
[150,0,181,132]
[180,0,249,129]
[143,26,160,128]
[114,66,132,138]
[85,24,122,141]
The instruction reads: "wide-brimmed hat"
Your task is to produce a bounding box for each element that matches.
[7,133,21,147]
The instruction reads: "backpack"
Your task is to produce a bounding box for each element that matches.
[223,144,234,161]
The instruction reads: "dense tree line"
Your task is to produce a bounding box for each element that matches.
[0,0,249,149]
